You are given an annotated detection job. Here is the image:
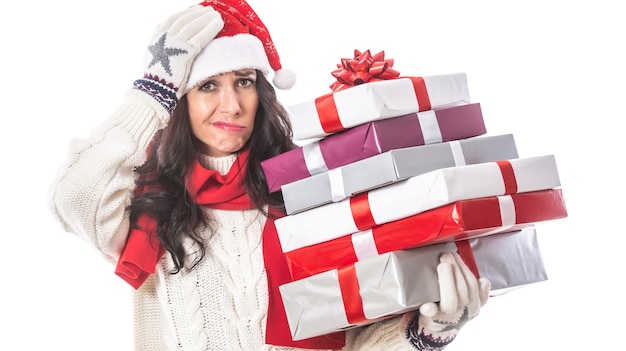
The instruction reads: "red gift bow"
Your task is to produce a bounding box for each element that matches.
[316,49,431,134]
[329,49,401,92]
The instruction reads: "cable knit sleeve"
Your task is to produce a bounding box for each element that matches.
[343,311,455,351]
[343,315,411,350]
[47,89,169,264]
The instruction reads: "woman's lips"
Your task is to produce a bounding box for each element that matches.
[212,121,245,132]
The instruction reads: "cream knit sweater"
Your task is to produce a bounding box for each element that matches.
[48,89,418,350]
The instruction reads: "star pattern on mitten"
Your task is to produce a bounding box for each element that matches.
[147,33,188,76]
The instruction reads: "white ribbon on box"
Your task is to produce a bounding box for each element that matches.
[276,155,561,253]
[449,140,466,166]
[302,142,328,175]
[329,168,346,203]
[351,229,378,261]
[417,110,444,145]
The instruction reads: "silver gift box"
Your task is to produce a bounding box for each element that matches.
[279,227,547,340]
[282,134,519,214]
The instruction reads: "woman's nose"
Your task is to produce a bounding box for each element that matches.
[218,88,241,115]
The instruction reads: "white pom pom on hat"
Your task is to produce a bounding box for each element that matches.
[185,0,296,92]
[272,67,297,90]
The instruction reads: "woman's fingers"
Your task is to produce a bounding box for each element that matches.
[478,278,491,307]
[437,254,458,314]
[419,302,439,318]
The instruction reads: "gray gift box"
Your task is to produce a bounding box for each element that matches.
[279,227,547,340]
[283,134,518,215]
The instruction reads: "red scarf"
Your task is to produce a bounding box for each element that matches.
[114,149,345,349]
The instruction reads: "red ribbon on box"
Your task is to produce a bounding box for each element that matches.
[338,265,367,324]
[314,50,432,134]
[350,193,377,231]
[348,160,520,231]
[287,189,567,281]
[497,160,518,194]
[337,240,481,324]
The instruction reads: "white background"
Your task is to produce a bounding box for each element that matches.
[1,0,624,350]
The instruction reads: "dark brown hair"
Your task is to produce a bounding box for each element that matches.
[127,72,296,272]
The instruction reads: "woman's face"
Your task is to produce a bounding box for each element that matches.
[187,69,259,157]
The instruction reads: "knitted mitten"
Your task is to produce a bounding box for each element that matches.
[403,252,490,350]
[133,5,223,113]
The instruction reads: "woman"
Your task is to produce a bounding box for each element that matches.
[48,1,490,350]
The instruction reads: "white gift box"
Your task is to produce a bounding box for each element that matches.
[283,134,519,214]
[276,155,561,253]
[289,73,470,140]
[280,227,547,340]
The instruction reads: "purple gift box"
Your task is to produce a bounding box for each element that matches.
[262,102,486,193]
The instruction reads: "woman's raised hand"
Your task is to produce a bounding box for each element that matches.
[133,5,224,113]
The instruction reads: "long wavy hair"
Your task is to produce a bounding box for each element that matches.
[127,71,296,272]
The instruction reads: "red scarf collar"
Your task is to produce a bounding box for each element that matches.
[114,149,345,349]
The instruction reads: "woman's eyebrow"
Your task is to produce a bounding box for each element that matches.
[234,70,256,77]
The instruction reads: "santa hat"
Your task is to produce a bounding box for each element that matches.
[186,0,296,92]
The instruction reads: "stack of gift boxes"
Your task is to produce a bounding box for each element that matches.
[260,50,568,341]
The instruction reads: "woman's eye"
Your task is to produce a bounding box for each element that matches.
[199,81,216,91]
[238,78,255,87]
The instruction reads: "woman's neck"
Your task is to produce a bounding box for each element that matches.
[198,152,238,175]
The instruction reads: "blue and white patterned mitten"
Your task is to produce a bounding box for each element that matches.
[133,5,223,113]
[403,252,491,350]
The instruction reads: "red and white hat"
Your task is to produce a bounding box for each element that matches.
[186,0,296,92]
